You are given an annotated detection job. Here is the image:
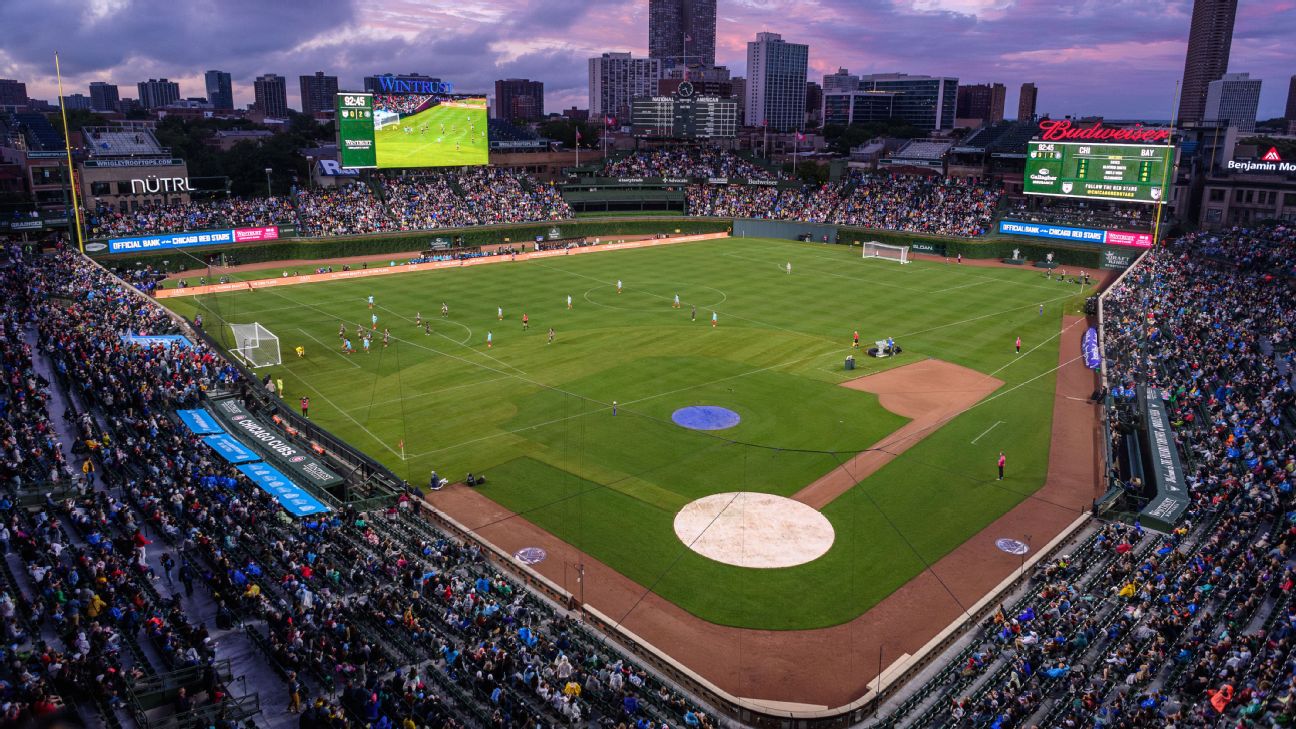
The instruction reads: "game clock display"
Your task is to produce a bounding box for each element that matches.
[1024,141,1173,205]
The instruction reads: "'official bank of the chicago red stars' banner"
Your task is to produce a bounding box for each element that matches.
[1038,120,1171,144]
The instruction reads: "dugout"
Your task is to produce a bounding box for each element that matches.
[733,217,838,244]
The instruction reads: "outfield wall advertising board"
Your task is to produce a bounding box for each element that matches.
[998,221,1152,248]
[1024,141,1172,204]
[108,226,279,253]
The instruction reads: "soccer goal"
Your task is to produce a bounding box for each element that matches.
[374,109,400,131]
[230,322,281,368]
[863,241,910,264]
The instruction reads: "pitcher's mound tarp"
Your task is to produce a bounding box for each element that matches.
[671,405,741,431]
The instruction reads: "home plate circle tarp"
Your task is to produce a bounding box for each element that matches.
[671,406,741,431]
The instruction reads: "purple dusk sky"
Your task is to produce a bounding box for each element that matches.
[2,0,1292,121]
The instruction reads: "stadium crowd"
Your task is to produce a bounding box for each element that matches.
[1004,199,1158,231]
[0,241,716,729]
[85,197,295,238]
[373,94,429,117]
[884,224,1296,728]
[294,183,398,237]
[603,149,776,180]
[683,173,1001,236]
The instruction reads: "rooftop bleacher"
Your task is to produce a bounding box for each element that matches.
[84,127,167,157]
[891,138,953,160]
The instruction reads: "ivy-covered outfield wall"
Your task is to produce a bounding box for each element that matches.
[93,215,1106,271]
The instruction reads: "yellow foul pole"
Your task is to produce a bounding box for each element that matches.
[1150,80,1181,247]
[55,52,86,254]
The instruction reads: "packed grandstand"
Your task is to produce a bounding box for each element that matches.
[81,151,1008,241]
[3,175,1295,729]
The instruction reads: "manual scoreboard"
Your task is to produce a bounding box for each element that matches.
[1024,141,1173,205]
[336,93,377,169]
[632,82,737,139]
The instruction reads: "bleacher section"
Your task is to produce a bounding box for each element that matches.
[8,111,63,152]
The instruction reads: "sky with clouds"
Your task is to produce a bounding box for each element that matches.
[2,0,1292,121]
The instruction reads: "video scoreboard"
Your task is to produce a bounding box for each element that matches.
[1024,141,1173,205]
[632,83,736,139]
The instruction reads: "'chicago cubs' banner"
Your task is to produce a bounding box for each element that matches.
[208,398,344,488]
[201,433,260,464]
[1082,327,1101,370]
[177,409,223,435]
[235,461,330,518]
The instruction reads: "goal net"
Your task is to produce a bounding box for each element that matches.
[230,322,281,368]
[374,109,400,131]
[863,241,910,264]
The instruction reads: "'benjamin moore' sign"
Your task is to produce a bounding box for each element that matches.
[236,461,330,517]
[209,399,344,488]
[107,226,279,253]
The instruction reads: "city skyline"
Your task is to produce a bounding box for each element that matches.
[1,0,1292,121]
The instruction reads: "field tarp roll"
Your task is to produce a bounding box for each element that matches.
[235,461,331,517]
[178,409,224,435]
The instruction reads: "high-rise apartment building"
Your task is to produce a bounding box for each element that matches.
[589,53,662,123]
[1285,75,1296,123]
[136,78,180,109]
[822,73,957,131]
[299,72,339,116]
[956,82,1006,125]
[205,70,234,110]
[1018,82,1038,120]
[1178,0,1238,124]
[494,78,545,122]
[254,74,290,117]
[1203,72,1262,133]
[0,79,28,108]
[746,32,809,132]
[822,68,860,94]
[648,0,717,69]
[60,94,91,111]
[88,82,119,112]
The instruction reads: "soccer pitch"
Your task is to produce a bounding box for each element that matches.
[165,238,1095,629]
[375,100,487,168]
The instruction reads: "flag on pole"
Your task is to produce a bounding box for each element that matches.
[795,131,806,142]
[606,116,616,127]
[575,128,582,141]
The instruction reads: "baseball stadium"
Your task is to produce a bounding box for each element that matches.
[1,39,1294,729]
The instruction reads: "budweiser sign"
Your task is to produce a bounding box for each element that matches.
[1038,120,1171,144]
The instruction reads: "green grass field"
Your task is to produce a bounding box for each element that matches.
[164,238,1095,629]
[376,98,487,168]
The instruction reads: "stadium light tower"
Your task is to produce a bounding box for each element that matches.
[265,168,273,197]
